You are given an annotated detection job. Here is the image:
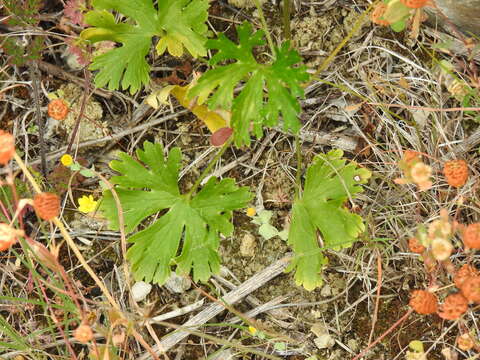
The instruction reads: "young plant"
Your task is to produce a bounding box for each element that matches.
[188,21,310,146]
[99,141,252,284]
[80,0,209,93]
[286,149,371,290]
[250,209,288,241]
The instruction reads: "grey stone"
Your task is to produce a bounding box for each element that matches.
[164,273,191,294]
[431,0,480,36]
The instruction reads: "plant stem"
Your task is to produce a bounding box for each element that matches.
[186,138,233,200]
[295,134,302,198]
[253,0,275,56]
[282,0,291,41]
[13,152,121,311]
[29,59,47,177]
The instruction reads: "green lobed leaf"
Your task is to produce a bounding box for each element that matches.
[100,141,252,284]
[81,0,208,93]
[188,22,310,147]
[286,149,371,290]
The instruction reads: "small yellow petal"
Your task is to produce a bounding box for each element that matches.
[78,195,98,213]
[60,154,73,167]
[248,326,257,335]
[246,207,256,217]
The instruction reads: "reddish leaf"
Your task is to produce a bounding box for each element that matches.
[211,127,233,146]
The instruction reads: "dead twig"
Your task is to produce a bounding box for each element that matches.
[66,69,91,154]
[28,59,47,176]
[138,255,292,360]
[37,60,112,99]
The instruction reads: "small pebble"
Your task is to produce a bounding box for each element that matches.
[348,339,359,352]
[164,272,191,294]
[320,284,332,297]
[314,334,335,349]
[131,281,152,302]
[310,323,328,337]
[240,233,256,257]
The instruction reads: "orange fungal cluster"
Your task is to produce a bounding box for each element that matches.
[454,264,479,288]
[437,293,468,320]
[443,160,468,188]
[47,99,69,120]
[461,276,480,303]
[409,290,437,314]
[407,207,480,321]
[462,223,480,250]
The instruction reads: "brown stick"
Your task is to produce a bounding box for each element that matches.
[37,60,112,99]
[29,59,47,176]
[138,255,292,360]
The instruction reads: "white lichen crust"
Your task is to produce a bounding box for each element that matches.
[56,83,108,146]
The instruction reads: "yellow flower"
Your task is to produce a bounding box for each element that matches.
[246,207,256,217]
[248,326,257,335]
[78,195,98,213]
[60,154,73,167]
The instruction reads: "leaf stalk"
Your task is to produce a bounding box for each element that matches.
[295,133,302,198]
[282,0,291,41]
[253,0,276,56]
[186,137,233,200]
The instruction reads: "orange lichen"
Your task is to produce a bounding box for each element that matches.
[461,276,480,303]
[462,223,480,249]
[371,3,390,26]
[437,293,468,320]
[454,264,479,289]
[0,130,15,165]
[400,0,428,8]
[73,324,93,343]
[408,237,425,254]
[34,192,60,221]
[47,99,69,120]
[0,223,22,251]
[409,290,438,314]
[443,160,468,188]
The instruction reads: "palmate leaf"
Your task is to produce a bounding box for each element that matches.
[287,150,371,291]
[188,22,310,147]
[80,0,208,94]
[100,142,252,284]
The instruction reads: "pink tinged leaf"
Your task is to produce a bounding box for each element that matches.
[210,127,233,146]
[66,38,90,66]
[64,0,87,27]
